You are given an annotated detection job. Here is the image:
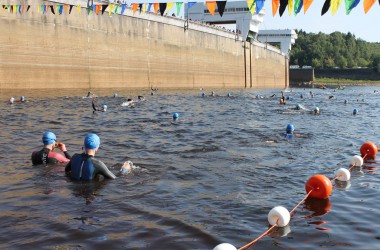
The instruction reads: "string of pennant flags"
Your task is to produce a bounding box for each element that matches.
[1,0,379,18]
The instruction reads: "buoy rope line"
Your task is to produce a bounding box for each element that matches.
[214,143,377,250]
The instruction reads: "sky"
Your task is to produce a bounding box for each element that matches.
[260,1,380,43]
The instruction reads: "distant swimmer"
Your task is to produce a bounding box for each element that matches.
[270,94,276,98]
[312,107,320,115]
[281,124,301,139]
[280,91,286,105]
[31,132,71,165]
[9,97,15,104]
[19,96,26,103]
[113,92,118,98]
[92,97,107,112]
[65,133,116,181]
[211,91,216,97]
[121,98,135,107]
[138,96,145,101]
[329,95,334,99]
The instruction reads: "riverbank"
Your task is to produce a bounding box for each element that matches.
[291,78,380,89]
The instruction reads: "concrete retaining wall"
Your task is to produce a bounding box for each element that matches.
[0,1,288,90]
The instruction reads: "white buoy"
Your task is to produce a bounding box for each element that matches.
[213,243,237,250]
[350,155,364,167]
[335,168,351,181]
[268,206,290,227]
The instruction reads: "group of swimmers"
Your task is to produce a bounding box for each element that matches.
[9,96,26,104]
[32,132,131,180]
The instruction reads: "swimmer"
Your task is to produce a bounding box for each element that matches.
[31,132,71,165]
[312,107,320,115]
[269,94,276,98]
[329,95,334,99]
[173,112,179,121]
[201,93,205,97]
[211,91,216,97]
[121,98,134,107]
[19,96,25,102]
[119,161,133,175]
[92,97,107,112]
[151,92,154,96]
[281,124,299,139]
[9,97,14,104]
[344,100,348,104]
[138,95,145,101]
[113,92,118,98]
[353,108,358,115]
[295,103,301,110]
[65,133,116,181]
[227,93,231,97]
[86,91,96,98]
[280,91,286,105]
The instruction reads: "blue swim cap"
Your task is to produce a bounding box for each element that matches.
[20,96,25,101]
[353,108,358,115]
[286,124,295,133]
[84,133,100,150]
[201,93,205,97]
[102,104,107,110]
[173,113,179,119]
[42,132,56,146]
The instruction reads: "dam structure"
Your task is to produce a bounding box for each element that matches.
[0,0,289,90]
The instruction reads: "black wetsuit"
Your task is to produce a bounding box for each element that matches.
[31,148,71,165]
[65,153,116,180]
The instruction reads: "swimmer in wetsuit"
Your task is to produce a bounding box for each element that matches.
[31,132,71,165]
[65,133,116,181]
[282,124,296,139]
[92,98,107,112]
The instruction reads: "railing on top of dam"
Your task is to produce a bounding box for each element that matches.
[42,0,283,55]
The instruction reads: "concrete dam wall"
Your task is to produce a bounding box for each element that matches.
[0,1,288,90]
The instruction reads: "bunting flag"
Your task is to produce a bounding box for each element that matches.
[147,3,152,12]
[364,0,376,13]
[166,2,175,14]
[64,4,69,13]
[143,3,147,13]
[153,3,159,13]
[279,0,288,16]
[294,0,303,15]
[321,0,331,15]
[101,4,108,14]
[304,0,313,13]
[59,5,64,15]
[18,5,22,14]
[114,4,120,14]
[206,1,217,15]
[95,5,101,15]
[288,0,294,15]
[121,4,127,15]
[159,3,167,15]
[109,4,115,15]
[345,0,360,14]
[132,3,138,14]
[69,5,74,14]
[331,0,343,15]
[256,0,265,13]
[272,0,280,16]
[139,4,143,13]
[92,4,96,13]
[27,5,30,12]
[247,0,256,14]
[188,2,196,8]
[176,2,182,16]
[216,1,227,17]
[77,5,81,15]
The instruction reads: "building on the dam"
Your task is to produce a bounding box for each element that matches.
[0,0,295,90]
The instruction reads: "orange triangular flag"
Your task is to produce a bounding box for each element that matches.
[272,0,279,16]
[64,4,69,13]
[364,0,376,13]
[153,3,159,14]
[132,3,138,14]
[95,5,101,15]
[206,1,217,16]
[304,0,314,13]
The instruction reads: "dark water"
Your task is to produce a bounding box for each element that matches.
[1,87,380,249]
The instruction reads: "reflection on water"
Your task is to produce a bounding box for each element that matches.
[1,87,380,249]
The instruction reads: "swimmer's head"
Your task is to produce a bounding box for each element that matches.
[114,92,118,98]
[84,133,100,150]
[296,104,301,110]
[101,104,107,111]
[20,96,25,102]
[127,99,132,101]
[173,112,179,120]
[314,107,320,113]
[201,93,205,97]
[353,108,358,115]
[42,131,57,146]
[286,124,295,133]
[227,93,231,97]
[9,97,14,104]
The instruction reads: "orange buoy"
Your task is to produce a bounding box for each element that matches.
[360,142,378,158]
[305,175,332,199]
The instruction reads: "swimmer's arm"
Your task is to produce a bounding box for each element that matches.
[93,159,116,179]
[49,151,70,163]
